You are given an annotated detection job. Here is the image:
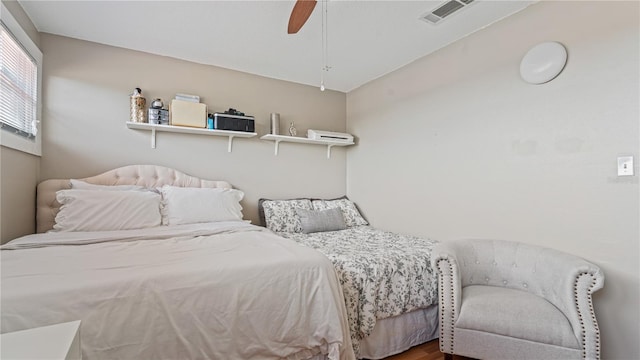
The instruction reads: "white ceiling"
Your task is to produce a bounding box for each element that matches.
[19,0,535,92]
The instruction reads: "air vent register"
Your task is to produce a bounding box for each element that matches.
[420,0,475,25]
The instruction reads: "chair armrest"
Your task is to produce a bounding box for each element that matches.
[575,271,603,360]
[431,241,463,355]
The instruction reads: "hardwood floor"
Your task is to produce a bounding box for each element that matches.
[380,339,476,360]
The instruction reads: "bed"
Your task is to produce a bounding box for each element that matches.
[259,198,440,359]
[1,165,355,360]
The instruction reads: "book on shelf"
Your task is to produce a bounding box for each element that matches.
[174,93,200,103]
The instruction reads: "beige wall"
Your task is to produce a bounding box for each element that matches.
[0,147,39,242]
[39,34,348,225]
[0,0,41,244]
[346,2,639,359]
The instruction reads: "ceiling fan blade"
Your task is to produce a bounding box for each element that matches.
[288,0,317,34]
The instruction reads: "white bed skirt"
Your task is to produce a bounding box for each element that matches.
[310,305,439,360]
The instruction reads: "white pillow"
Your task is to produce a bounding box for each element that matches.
[161,186,244,226]
[54,190,162,232]
[70,179,147,191]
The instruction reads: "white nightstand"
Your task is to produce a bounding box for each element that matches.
[1,320,81,359]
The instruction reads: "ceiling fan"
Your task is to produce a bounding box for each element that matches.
[287,0,318,34]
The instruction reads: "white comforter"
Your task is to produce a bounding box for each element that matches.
[1,222,355,360]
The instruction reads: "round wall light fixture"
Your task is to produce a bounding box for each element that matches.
[520,41,567,84]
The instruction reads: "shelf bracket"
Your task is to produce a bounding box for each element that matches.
[228,136,234,153]
[327,144,334,159]
[274,140,281,156]
[151,128,157,149]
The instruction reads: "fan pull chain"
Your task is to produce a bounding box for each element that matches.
[320,0,330,91]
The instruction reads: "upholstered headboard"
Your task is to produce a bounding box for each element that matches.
[36,165,232,233]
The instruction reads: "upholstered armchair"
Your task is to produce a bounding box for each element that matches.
[431,239,604,360]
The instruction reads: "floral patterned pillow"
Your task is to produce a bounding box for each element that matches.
[261,199,313,233]
[312,198,368,227]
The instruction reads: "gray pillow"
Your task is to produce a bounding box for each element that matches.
[296,208,347,234]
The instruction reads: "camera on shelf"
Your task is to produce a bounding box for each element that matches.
[223,108,245,116]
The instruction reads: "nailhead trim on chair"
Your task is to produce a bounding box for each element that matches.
[438,270,445,352]
[574,271,601,360]
[589,276,600,360]
[436,258,455,354]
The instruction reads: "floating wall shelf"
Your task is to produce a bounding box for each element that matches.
[126,122,257,152]
[260,134,354,159]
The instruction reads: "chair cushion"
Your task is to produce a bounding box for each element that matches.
[456,285,580,349]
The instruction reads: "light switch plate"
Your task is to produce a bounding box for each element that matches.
[617,156,634,176]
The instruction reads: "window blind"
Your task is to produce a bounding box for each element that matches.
[0,21,38,138]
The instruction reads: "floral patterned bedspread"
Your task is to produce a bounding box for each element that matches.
[278,226,439,356]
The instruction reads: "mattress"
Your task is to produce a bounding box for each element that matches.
[278,225,440,357]
[1,221,355,360]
